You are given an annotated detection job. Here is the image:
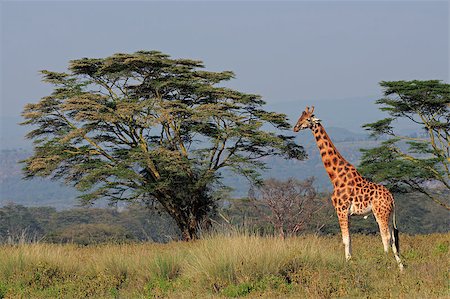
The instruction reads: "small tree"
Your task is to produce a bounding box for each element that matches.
[249,177,319,238]
[21,51,305,240]
[0,204,44,243]
[359,80,450,210]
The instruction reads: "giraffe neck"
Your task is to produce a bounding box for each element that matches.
[310,123,356,187]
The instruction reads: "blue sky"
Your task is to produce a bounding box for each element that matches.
[1,1,448,148]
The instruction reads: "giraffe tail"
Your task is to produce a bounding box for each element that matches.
[392,202,400,255]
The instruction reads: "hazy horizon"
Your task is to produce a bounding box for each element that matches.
[1,1,449,149]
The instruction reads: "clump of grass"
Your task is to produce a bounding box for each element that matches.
[143,251,184,297]
[183,232,343,294]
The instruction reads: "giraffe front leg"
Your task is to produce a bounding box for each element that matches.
[337,210,352,261]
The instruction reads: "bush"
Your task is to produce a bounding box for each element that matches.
[47,223,134,245]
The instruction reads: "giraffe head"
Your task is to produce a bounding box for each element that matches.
[293,106,321,132]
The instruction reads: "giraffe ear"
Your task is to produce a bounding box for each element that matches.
[311,116,321,123]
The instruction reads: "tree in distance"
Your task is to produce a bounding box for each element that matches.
[249,177,320,238]
[359,80,450,210]
[21,51,305,240]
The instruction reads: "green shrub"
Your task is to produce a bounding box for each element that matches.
[145,277,175,298]
[434,242,448,255]
[221,282,253,297]
[0,282,7,299]
[28,261,64,289]
[254,274,291,292]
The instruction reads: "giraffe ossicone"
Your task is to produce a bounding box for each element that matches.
[294,106,404,271]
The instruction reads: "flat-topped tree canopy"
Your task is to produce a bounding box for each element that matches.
[21,50,305,240]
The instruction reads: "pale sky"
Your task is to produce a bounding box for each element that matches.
[1,1,448,148]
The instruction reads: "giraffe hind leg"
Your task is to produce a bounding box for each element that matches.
[375,210,404,271]
[390,226,404,271]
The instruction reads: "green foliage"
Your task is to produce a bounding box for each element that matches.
[434,242,448,255]
[0,204,180,244]
[0,203,44,243]
[359,139,437,191]
[21,51,305,239]
[360,80,450,209]
[254,274,292,292]
[220,274,294,297]
[145,277,175,298]
[0,282,7,299]
[47,223,133,245]
[0,189,448,246]
[221,282,253,297]
[28,261,63,290]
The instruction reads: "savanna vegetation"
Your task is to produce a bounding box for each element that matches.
[0,203,180,244]
[0,232,448,298]
[4,50,448,298]
[0,188,448,246]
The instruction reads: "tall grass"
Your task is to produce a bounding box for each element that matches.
[0,232,448,298]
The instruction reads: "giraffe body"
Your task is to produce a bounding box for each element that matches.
[294,106,404,270]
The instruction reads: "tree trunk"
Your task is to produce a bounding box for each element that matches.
[180,221,198,241]
[160,202,202,241]
[162,208,197,241]
[277,225,285,239]
[155,189,211,241]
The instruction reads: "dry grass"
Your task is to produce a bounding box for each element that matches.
[0,232,448,298]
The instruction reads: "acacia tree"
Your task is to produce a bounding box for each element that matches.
[249,177,319,238]
[21,51,305,240]
[359,80,450,210]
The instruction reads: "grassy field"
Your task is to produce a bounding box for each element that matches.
[0,232,448,298]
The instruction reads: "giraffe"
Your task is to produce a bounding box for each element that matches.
[293,106,404,271]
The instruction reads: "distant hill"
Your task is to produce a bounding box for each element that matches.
[0,149,79,209]
[0,127,374,208]
[322,127,369,142]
